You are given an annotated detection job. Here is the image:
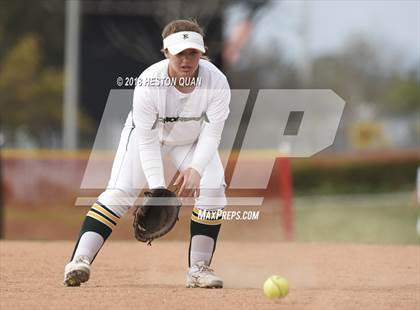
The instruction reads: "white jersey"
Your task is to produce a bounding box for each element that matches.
[133,59,230,145]
[131,59,231,188]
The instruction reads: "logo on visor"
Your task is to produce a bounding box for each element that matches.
[183,33,189,39]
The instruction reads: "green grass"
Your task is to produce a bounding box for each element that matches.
[294,192,420,244]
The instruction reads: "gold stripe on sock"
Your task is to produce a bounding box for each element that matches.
[191,214,223,226]
[92,203,120,223]
[87,211,114,229]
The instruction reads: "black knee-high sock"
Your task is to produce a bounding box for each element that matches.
[188,207,222,267]
[70,202,120,262]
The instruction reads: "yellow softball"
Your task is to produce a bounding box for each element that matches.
[263,275,289,299]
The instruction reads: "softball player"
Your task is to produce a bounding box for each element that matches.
[64,19,230,288]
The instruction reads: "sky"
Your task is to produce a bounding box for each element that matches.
[247,0,420,70]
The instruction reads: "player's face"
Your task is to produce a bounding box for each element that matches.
[167,48,202,78]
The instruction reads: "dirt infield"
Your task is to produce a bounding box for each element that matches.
[1,241,419,310]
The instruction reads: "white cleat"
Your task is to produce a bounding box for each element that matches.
[63,256,91,287]
[186,261,223,288]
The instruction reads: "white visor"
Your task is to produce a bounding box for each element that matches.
[163,31,205,55]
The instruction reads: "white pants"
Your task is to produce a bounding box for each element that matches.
[97,116,227,217]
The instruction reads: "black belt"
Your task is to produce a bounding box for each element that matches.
[151,112,209,129]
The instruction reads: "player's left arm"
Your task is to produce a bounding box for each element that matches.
[189,77,231,174]
[175,120,226,197]
[175,77,230,197]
